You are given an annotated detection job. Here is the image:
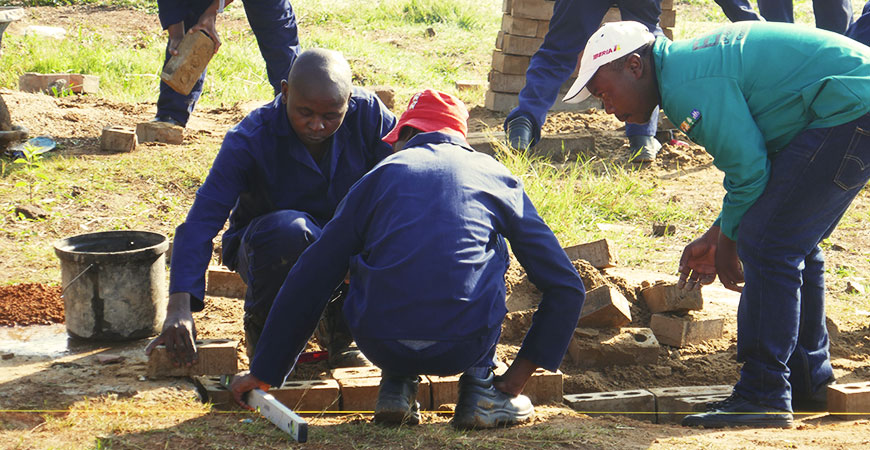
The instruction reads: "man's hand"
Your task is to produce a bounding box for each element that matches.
[493,357,537,397]
[715,232,744,292]
[678,226,719,290]
[230,372,271,410]
[145,292,198,367]
[188,0,234,53]
[167,22,185,57]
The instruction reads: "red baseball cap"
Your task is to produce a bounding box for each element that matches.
[382,89,469,145]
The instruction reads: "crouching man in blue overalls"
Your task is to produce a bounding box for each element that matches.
[231,90,586,429]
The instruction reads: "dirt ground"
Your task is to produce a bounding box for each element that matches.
[1,5,870,450]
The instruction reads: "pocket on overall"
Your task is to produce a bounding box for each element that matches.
[834,126,870,191]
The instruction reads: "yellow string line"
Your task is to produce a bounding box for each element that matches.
[1,409,867,415]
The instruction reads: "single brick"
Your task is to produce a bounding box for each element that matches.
[427,374,462,410]
[564,389,656,422]
[563,238,618,269]
[640,283,703,314]
[367,85,395,110]
[19,72,99,95]
[501,34,544,56]
[161,30,215,96]
[147,339,238,378]
[491,50,531,75]
[502,0,512,13]
[454,80,486,91]
[100,125,137,153]
[660,9,676,28]
[501,15,539,37]
[206,265,246,298]
[495,30,504,50]
[535,20,549,38]
[568,327,660,368]
[828,381,870,419]
[495,364,563,405]
[648,386,732,424]
[649,313,724,347]
[489,70,526,94]
[662,27,674,41]
[332,367,431,410]
[577,285,632,328]
[269,379,340,412]
[193,375,235,408]
[136,121,183,145]
[661,0,674,9]
[510,0,555,20]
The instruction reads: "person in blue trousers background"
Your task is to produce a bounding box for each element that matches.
[154,0,300,127]
[758,0,852,33]
[505,0,664,163]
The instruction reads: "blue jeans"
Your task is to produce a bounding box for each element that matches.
[355,327,501,378]
[757,0,852,33]
[505,0,662,146]
[734,112,870,411]
[157,0,300,126]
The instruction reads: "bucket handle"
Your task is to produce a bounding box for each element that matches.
[61,263,95,297]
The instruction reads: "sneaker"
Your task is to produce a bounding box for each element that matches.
[450,370,534,430]
[505,116,533,150]
[374,374,421,425]
[152,115,183,128]
[792,376,835,412]
[628,135,661,163]
[683,392,793,428]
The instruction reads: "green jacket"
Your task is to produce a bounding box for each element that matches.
[654,22,870,240]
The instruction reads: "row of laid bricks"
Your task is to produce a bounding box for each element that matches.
[150,340,870,419]
[191,364,564,412]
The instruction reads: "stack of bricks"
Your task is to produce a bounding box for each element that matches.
[486,0,676,113]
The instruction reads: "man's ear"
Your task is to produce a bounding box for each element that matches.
[626,53,644,79]
[280,80,290,103]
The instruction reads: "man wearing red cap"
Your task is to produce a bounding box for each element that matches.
[230,89,586,429]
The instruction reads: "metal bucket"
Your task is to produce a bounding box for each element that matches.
[54,230,169,340]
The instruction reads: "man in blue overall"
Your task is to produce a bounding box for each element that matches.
[145,49,397,369]
[230,90,586,429]
[563,20,870,428]
[154,0,300,127]
[505,0,664,162]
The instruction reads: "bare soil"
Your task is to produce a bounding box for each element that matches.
[0,5,869,450]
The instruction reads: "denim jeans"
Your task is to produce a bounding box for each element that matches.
[734,112,870,411]
[505,0,662,146]
[234,209,321,354]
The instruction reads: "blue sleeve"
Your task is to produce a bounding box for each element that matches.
[506,191,586,371]
[665,78,770,241]
[168,130,253,311]
[249,173,371,386]
[157,0,189,30]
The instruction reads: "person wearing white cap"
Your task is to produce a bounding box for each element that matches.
[564,19,870,428]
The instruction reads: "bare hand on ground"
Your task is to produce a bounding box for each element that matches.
[715,232,744,292]
[679,227,719,290]
[144,292,198,366]
[230,372,270,410]
[493,356,536,397]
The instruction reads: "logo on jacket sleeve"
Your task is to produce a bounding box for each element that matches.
[680,109,701,133]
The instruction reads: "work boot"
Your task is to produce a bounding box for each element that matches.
[451,370,534,430]
[792,376,836,412]
[683,391,793,428]
[374,373,421,425]
[628,135,661,163]
[505,116,533,150]
[315,285,371,368]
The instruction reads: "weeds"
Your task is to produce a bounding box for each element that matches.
[12,143,49,203]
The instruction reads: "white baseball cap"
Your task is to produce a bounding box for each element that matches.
[563,21,655,104]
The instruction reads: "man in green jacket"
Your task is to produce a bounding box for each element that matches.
[563,19,870,428]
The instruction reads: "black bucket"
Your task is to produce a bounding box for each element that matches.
[54,230,169,340]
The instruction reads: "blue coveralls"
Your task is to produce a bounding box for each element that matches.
[249,132,586,387]
[715,0,762,21]
[757,0,853,33]
[654,21,870,411]
[505,0,663,147]
[156,0,301,126]
[168,88,396,338]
